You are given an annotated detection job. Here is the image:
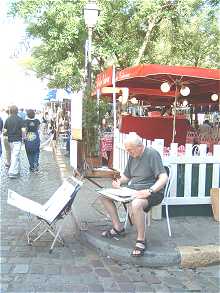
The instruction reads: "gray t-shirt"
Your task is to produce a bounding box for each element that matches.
[123,147,165,191]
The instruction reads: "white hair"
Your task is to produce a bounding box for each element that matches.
[124,132,143,146]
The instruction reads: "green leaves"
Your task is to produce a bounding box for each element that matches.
[9,0,220,91]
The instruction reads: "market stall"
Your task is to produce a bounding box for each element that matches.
[95,64,219,147]
[119,115,189,146]
[94,64,220,213]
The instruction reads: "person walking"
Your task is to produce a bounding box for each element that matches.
[4,105,26,178]
[18,108,27,120]
[24,109,41,172]
[0,116,3,158]
[1,109,11,167]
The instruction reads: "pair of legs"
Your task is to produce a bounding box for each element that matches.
[25,148,40,171]
[8,141,22,177]
[3,136,11,166]
[101,197,148,255]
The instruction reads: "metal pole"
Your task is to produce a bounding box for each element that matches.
[84,39,88,82]
[112,65,116,132]
[112,65,117,169]
[172,86,179,143]
[87,27,92,90]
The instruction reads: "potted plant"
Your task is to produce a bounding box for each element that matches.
[82,96,109,168]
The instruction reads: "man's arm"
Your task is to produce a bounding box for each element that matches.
[0,118,3,133]
[135,172,168,199]
[21,127,26,141]
[112,174,130,188]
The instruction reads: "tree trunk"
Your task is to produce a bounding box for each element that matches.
[133,2,175,65]
[133,18,157,65]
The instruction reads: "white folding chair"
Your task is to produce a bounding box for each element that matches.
[162,166,174,236]
[147,165,174,237]
[7,177,83,253]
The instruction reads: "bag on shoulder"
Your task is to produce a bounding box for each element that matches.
[25,132,40,151]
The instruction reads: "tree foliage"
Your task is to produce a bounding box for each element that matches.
[9,0,220,90]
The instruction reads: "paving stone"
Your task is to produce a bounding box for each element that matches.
[127,271,150,282]
[102,278,120,291]
[112,273,131,282]
[62,284,89,292]
[108,265,124,274]
[95,268,112,277]
[29,264,45,274]
[182,279,202,291]
[90,259,105,267]
[43,264,61,275]
[88,283,104,292]
[7,257,32,264]
[0,245,11,251]
[117,282,136,292]
[151,283,172,292]
[208,276,220,288]
[61,264,93,275]
[79,273,100,285]
[133,282,153,293]
[1,264,13,274]
[0,275,14,289]
[196,274,219,291]
[0,283,9,292]
[12,264,29,274]
[143,274,162,284]
[7,282,36,292]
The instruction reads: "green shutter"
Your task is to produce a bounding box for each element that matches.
[205,164,213,196]
[177,164,185,197]
[191,164,199,197]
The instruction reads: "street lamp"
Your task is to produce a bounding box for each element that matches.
[84,1,100,90]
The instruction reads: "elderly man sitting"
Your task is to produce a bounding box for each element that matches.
[101,132,168,257]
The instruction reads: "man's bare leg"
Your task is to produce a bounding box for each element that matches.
[131,198,148,255]
[101,197,124,232]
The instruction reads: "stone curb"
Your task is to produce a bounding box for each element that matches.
[82,232,220,268]
[81,231,181,267]
[178,245,220,268]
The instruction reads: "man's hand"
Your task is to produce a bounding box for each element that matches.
[134,189,151,199]
[112,178,121,188]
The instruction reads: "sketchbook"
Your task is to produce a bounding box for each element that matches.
[97,187,136,202]
[7,177,83,224]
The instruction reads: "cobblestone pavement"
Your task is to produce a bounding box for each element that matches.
[0,147,219,293]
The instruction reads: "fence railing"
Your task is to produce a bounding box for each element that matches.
[113,129,220,205]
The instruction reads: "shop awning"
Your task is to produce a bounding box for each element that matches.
[95,64,220,107]
[43,88,72,102]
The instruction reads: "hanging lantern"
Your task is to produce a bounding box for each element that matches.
[160,82,170,93]
[182,99,188,107]
[180,86,190,97]
[211,94,218,101]
[130,97,138,104]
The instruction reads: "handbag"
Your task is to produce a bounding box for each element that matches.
[25,132,40,152]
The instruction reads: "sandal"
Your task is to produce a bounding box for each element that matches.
[102,227,125,238]
[131,240,146,257]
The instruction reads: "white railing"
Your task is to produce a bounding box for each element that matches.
[113,129,220,205]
